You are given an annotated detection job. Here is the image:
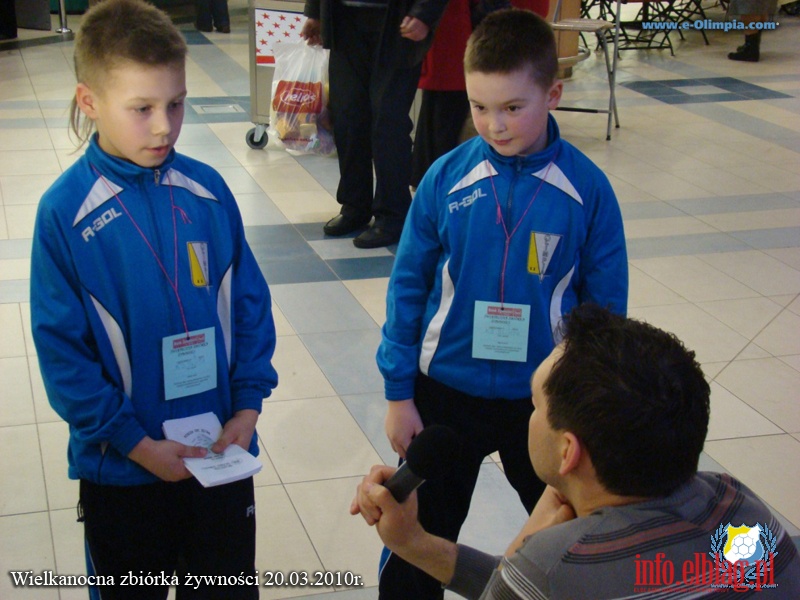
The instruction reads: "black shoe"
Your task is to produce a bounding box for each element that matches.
[729,32,760,62]
[353,225,400,249]
[728,44,759,62]
[323,213,371,237]
[195,23,213,33]
[216,24,231,33]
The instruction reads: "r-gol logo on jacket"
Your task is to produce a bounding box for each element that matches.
[81,207,124,242]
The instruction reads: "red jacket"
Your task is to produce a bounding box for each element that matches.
[418,0,550,91]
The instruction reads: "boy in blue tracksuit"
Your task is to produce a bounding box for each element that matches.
[30,1,276,598]
[376,9,628,599]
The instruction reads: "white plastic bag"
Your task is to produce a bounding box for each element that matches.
[268,42,335,155]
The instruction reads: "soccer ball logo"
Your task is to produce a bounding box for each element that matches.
[723,524,765,563]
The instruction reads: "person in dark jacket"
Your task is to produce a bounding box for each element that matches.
[301,0,449,248]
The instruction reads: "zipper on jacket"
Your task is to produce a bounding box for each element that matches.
[505,158,525,220]
[154,168,160,186]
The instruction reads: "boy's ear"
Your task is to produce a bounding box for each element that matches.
[547,80,563,111]
[75,83,99,119]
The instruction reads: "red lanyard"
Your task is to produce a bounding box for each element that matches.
[92,165,191,337]
[488,160,553,306]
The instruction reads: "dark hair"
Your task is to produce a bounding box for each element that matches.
[70,0,187,146]
[464,8,558,89]
[545,304,710,498]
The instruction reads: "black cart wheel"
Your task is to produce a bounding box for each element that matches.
[246,127,268,150]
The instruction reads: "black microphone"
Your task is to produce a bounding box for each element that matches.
[384,425,461,503]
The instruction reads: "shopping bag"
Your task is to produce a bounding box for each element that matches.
[268,42,335,155]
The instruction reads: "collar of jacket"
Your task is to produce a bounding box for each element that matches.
[482,113,562,176]
[86,133,177,183]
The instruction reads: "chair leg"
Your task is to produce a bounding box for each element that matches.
[598,33,618,140]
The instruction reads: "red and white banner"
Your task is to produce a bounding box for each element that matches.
[254,9,308,65]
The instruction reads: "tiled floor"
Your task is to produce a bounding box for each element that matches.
[1,2,799,599]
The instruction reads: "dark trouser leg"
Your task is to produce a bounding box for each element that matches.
[0,0,17,40]
[210,0,230,30]
[411,90,470,188]
[176,477,258,599]
[195,0,212,30]
[80,480,178,600]
[379,375,537,600]
[328,7,382,220]
[494,398,546,513]
[369,60,421,232]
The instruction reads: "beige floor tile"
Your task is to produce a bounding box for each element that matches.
[0,174,55,205]
[0,128,56,151]
[50,507,90,600]
[236,192,287,225]
[246,164,328,195]
[704,435,800,529]
[676,168,768,197]
[612,169,718,201]
[0,424,47,515]
[38,420,78,511]
[20,302,35,356]
[630,255,758,303]
[623,216,717,239]
[0,512,59,600]
[0,211,8,239]
[697,251,800,297]
[28,355,61,423]
[254,485,327,599]
[0,356,35,426]
[285,477,386,589]
[50,506,85,573]
[696,208,800,233]
[343,278,389,328]
[261,397,381,483]
[628,265,686,308]
[47,125,78,151]
[268,335,336,402]
[765,247,800,272]
[0,150,61,177]
[730,163,800,194]
[272,304,295,337]
[629,303,749,364]
[788,295,800,316]
[736,342,772,360]
[779,355,800,374]
[0,303,25,358]
[701,362,726,380]
[267,190,340,225]
[715,358,800,434]
[752,310,800,357]
[254,433,281,487]
[696,297,784,340]
[5,204,38,239]
[0,257,29,280]
[706,382,782,441]
[604,173,661,204]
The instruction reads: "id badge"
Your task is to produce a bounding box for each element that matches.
[162,327,217,400]
[472,301,530,363]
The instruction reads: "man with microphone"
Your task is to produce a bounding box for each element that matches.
[351,305,800,599]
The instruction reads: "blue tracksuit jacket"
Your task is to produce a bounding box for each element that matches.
[31,137,278,485]
[378,115,628,401]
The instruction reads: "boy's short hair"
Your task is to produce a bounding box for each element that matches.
[545,304,710,498]
[464,8,558,89]
[70,0,187,144]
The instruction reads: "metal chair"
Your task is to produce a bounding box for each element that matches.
[551,0,622,140]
